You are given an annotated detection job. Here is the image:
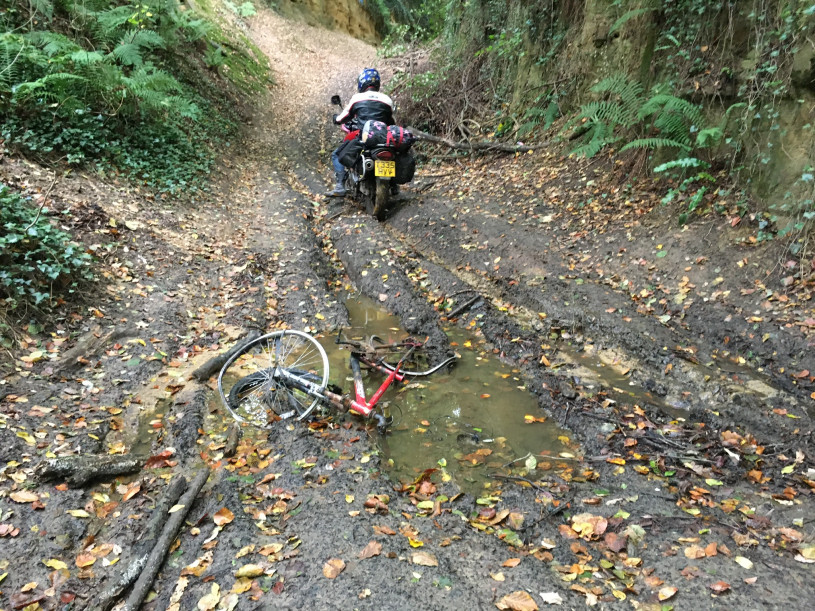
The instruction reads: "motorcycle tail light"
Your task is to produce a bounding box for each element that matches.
[374,150,394,160]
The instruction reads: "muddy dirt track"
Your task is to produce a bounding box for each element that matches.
[2,8,815,611]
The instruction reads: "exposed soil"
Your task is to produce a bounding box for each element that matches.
[2,8,815,611]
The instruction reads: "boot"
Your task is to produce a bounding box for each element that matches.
[326,172,347,197]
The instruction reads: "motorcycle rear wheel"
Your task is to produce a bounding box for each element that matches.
[373,179,389,221]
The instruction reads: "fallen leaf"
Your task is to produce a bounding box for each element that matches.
[66,509,91,518]
[43,559,68,570]
[213,507,235,526]
[735,556,753,569]
[10,490,39,503]
[411,551,438,567]
[658,586,677,601]
[539,591,563,605]
[709,581,731,594]
[359,541,382,559]
[197,583,220,610]
[76,553,96,567]
[122,482,141,502]
[234,564,264,578]
[491,572,505,581]
[496,590,539,610]
[503,558,522,567]
[323,558,345,579]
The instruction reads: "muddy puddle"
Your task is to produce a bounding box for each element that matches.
[327,296,571,494]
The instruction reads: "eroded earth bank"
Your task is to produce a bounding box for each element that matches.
[2,8,815,611]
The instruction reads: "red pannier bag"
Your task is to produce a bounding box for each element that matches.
[386,125,415,151]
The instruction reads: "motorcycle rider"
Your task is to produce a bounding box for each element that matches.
[327,68,395,197]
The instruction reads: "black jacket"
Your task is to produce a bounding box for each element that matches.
[334,91,395,129]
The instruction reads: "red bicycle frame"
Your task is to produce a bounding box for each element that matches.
[345,345,416,417]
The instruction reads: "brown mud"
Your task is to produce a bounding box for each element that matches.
[1,8,815,611]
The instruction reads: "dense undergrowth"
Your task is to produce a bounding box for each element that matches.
[376,0,815,263]
[0,0,268,330]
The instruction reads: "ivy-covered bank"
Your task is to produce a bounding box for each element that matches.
[384,0,814,251]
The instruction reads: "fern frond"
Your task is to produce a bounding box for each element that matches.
[70,50,106,65]
[654,113,691,144]
[609,7,655,34]
[161,95,200,119]
[29,0,54,21]
[179,18,212,42]
[619,138,691,153]
[639,94,702,125]
[12,72,86,98]
[654,157,709,173]
[127,29,167,50]
[26,31,81,57]
[93,6,134,38]
[111,43,143,67]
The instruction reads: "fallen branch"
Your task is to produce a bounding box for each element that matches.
[121,467,210,611]
[93,474,187,611]
[190,329,261,381]
[37,454,147,487]
[410,127,549,153]
[446,295,482,319]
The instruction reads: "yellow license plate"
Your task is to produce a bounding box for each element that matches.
[374,160,396,177]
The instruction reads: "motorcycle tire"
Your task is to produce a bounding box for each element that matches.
[373,179,389,221]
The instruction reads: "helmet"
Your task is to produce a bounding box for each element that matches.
[357,68,380,92]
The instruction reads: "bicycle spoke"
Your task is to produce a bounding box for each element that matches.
[218,330,330,426]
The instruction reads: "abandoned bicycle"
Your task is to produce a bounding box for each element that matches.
[217,329,458,431]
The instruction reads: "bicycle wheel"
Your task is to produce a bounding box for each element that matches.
[218,330,330,427]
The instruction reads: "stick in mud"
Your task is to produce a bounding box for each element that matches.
[37,454,148,487]
[121,467,210,611]
[93,474,188,611]
[190,329,261,381]
[224,422,242,457]
[446,295,483,320]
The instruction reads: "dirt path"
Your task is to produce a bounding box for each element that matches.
[2,8,815,611]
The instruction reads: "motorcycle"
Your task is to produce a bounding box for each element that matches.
[331,94,416,221]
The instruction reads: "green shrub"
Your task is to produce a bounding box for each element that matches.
[0,0,254,194]
[0,186,94,311]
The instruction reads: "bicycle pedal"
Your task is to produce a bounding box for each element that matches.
[327,383,343,395]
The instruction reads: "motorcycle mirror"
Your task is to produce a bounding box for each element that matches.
[330,94,342,106]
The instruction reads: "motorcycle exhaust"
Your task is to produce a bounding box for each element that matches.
[360,157,374,180]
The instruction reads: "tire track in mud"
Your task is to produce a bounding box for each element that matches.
[382,196,812,441]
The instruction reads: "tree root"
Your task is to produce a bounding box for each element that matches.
[37,454,147,487]
[92,474,188,611]
[121,467,210,611]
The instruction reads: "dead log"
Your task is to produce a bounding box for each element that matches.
[409,128,549,153]
[37,454,147,487]
[190,329,262,381]
[224,423,241,457]
[121,467,210,611]
[93,474,187,611]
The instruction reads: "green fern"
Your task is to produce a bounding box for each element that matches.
[111,43,143,67]
[609,7,656,35]
[619,138,691,153]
